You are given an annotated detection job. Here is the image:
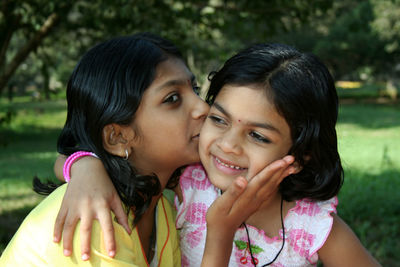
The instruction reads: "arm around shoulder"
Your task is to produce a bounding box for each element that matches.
[54,154,67,182]
[318,213,381,267]
[53,154,130,260]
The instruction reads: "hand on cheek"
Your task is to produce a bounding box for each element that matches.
[203,158,293,267]
[207,156,294,235]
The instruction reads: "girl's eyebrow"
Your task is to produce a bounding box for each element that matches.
[156,74,196,91]
[213,102,231,118]
[213,102,281,134]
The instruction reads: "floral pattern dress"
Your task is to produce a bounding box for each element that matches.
[175,163,338,267]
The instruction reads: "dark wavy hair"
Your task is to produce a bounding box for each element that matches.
[34,33,184,224]
[206,43,343,201]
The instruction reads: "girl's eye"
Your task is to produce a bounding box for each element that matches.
[163,93,180,104]
[249,131,270,143]
[192,85,200,95]
[208,115,227,126]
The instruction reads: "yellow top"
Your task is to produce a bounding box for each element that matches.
[0,184,181,266]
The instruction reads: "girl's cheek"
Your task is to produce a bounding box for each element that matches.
[199,137,209,156]
[199,124,211,145]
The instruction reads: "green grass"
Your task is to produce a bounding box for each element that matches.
[336,102,400,266]
[336,82,399,100]
[0,96,399,265]
[337,83,381,99]
[0,97,66,252]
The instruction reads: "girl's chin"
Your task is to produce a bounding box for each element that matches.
[208,174,236,191]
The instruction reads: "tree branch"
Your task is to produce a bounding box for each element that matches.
[0,13,21,70]
[0,12,60,92]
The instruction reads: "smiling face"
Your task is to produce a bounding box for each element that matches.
[199,84,293,191]
[130,57,209,186]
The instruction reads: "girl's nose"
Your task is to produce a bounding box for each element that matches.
[191,96,209,120]
[217,130,242,155]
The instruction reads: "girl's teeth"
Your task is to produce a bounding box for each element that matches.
[216,157,244,170]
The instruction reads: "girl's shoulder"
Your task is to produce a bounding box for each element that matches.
[285,196,338,264]
[285,196,338,235]
[181,163,206,177]
[180,163,213,191]
[289,196,338,218]
[175,163,218,229]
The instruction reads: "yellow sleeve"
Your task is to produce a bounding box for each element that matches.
[0,184,146,266]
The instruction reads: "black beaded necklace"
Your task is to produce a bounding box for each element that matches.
[242,196,285,266]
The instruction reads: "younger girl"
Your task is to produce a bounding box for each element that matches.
[178,43,380,266]
[54,43,380,266]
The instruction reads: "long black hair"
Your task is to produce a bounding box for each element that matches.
[207,43,343,201]
[34,33,184,224]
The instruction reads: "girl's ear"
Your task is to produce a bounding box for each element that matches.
[102,123,135,158]
[290,155,310,174]
[290,161,303,175]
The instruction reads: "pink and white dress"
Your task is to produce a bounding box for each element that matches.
[175,163,338,267]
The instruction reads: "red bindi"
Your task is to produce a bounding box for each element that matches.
[238,119,241,122]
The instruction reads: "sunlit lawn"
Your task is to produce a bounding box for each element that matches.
[336,103,400,266]
[0,96,399,265]
[0,97,65,253]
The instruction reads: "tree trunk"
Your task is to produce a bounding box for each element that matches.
[0,12,60,94]
[42,63,50,100]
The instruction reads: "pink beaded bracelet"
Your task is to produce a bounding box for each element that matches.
[63,151,98,183]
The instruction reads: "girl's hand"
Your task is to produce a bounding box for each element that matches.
[202,156,295,266]
[53,155,131,260]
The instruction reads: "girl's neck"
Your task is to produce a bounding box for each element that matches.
[137,166,176,191]
[131,156,181,190]
[137,196,159,262]
[245,192,295,238]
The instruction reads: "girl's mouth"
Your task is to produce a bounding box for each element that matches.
[213,155,247,175]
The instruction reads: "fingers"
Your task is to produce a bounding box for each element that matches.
[253,158,292,195]
[53,208,67,243]
[254,164,287,200]
[228,176,248,197]
[97,208,116,258]
[242,158,288,196]
[56,156,119,260]
[210,176,247,214]
[229,157,293,217]
[101,192,130,258]
[61,215,79,257]
[206,176,248,235]
[110,196,131,235]
[58,202,121,260]
[79,216,94,260]
[249,155,294,184]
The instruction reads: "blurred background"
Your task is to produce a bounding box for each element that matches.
[0,0,399,265]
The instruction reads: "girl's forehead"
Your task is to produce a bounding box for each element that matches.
[217,84,269,103]
[152,58,193,86]
[214,85,275,117]
[219,83,267,95]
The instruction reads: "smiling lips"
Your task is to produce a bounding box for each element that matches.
[213,155,247,175]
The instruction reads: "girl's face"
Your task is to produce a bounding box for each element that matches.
[199,85,293,191]
[130,57,209,185]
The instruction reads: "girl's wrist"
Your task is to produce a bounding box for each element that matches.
[202,229,235,267]
[63,151,98,182]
